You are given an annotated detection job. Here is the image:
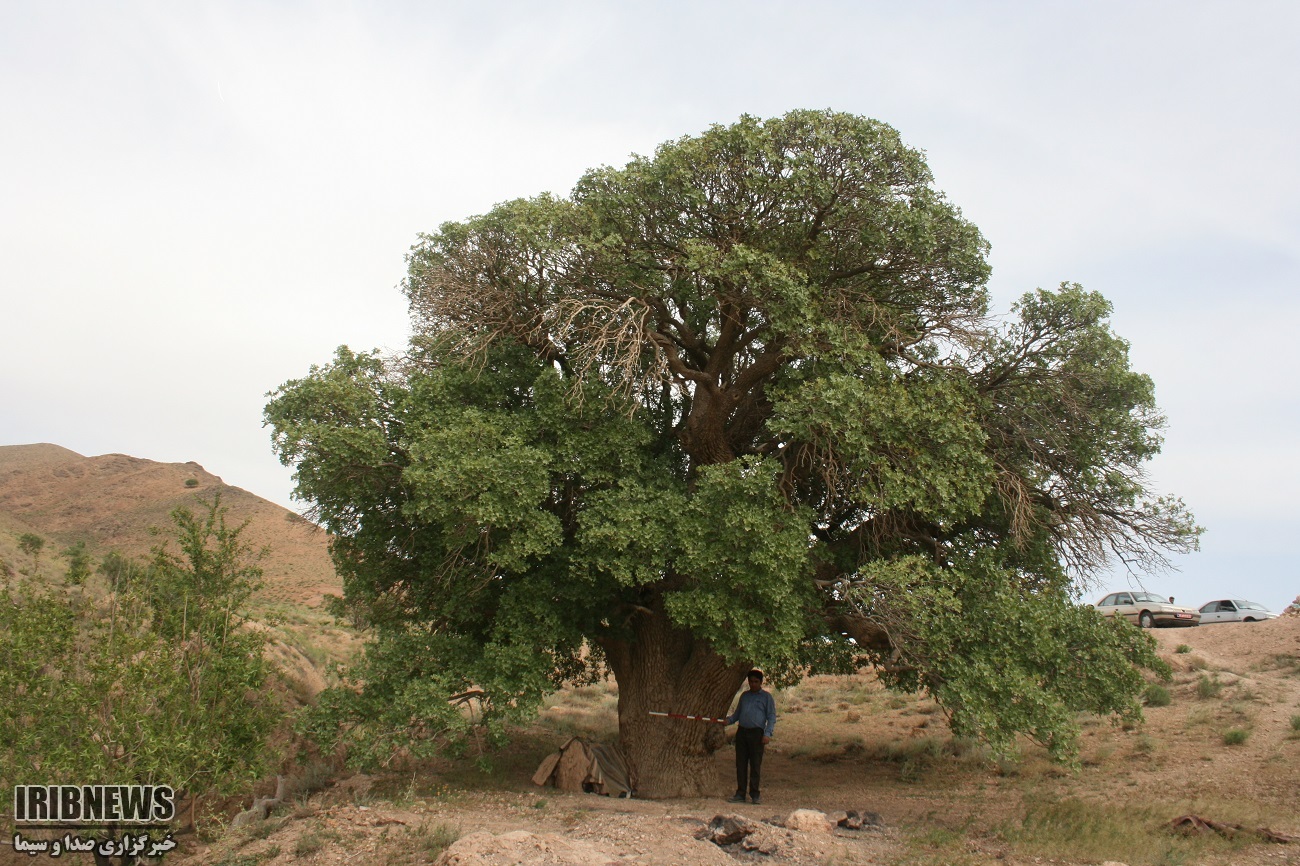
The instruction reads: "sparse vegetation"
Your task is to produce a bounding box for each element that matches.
[1196,673,1224,699]
[1004,796,1252,865]
[1175,643,1192,654]
[185,477,200,488]
[411,821,459,859]
[17,532,44,574]
[1290,714,1300,733]
[1266,653,1300,676]
[293,829,327,858]
[1222,727,1249,746]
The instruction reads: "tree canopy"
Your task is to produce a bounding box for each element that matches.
[266,110,1199,797]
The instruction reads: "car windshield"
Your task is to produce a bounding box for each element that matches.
[1235,600,1268,611]
[1133,592,1166,603]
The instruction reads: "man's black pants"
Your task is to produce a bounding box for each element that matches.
[734,726,766,798]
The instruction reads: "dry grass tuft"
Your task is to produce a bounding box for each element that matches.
[1003,797,1251,865]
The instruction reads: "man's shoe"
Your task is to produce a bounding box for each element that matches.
[750,796,762,805]
[727,793,746,803]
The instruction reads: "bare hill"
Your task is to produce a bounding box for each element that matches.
[0,443,339,608]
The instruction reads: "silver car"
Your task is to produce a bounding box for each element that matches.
[1197,599,1278,623]
[1094,591,1201,628]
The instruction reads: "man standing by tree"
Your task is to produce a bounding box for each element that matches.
[727,670,775,804]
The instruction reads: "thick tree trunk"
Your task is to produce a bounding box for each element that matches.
[680,386,736,467]
[600,603,751,799]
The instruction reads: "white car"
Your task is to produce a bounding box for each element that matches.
[1094,591,1201,628]
[1197,599,1278,623]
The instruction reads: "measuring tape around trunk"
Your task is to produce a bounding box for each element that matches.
[648,711,728,724]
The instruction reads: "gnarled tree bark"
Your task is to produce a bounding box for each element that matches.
[599,597,751,798]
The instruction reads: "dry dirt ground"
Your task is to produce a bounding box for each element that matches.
[173,617,1300,866]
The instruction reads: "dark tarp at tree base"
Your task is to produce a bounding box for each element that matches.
[532,737,633,797]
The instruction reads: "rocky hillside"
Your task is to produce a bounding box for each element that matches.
[0,443,339,608]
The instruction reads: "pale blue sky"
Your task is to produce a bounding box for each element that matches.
[3,1,1296,612]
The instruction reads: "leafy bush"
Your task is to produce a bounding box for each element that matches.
[1222,728,1249,746]
[61,540,92,586]
[0,496,277,796]
[185,477,200,488]
[1143,684,1171,707]
[1175,644,1192,654]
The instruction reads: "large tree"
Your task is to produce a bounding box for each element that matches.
[266,110,1198,797]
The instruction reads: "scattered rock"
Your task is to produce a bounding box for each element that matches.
[782,809,833,833]
[434,829,615,865]
[739,824,787,855]
[839,809,884,830]
[695,813,758,846]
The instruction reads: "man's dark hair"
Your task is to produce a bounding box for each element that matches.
[747,669,763,680]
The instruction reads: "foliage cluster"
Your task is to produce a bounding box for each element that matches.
[0,498,277,803]
[1142,683,1172,708]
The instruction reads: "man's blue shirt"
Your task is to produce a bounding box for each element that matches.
[727,689,776,738]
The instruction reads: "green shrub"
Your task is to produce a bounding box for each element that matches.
[61,540,92,586]
[1196,674,1223,699]
[1143,684,1171,707]
[1289,714,1300,733]
[0,496,276,797]
[1175,644,1192,654]
[185,477,200,488]
[1222,728,1249,746]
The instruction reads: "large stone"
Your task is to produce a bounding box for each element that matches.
[740,824,788,855]
[783,809,833,833]
[695,813,759,846]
